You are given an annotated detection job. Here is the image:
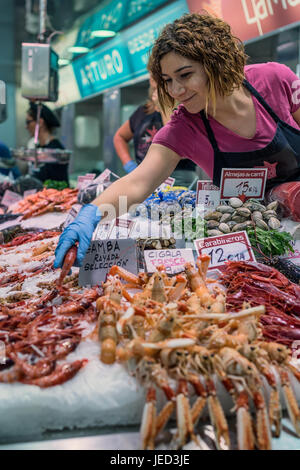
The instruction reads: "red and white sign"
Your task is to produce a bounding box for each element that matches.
[186,0,300,42]
[109,217,135,239]
[144,248,195,274]
[157,177,175,192]
[93,169,111,184]
[62,204,82,230]
[196,180,220,210]
[194,231,255,270]
[77,173,96,190]
[1,190,23,208]
[220,168,268,200]
[94,221,114,240]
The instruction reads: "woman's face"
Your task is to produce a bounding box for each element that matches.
[26,113,36,137]
[160,51,209,113]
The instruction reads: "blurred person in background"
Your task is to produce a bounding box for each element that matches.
[0,142,21,180]
[25,102,68,183]
[113,79,197,187]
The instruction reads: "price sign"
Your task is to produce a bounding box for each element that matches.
[93,169,111,184]
[194,231,255,270]
[144,248,195,274]
[93,221,113,240]
[157,176,175,192]
[62,204,82,230]
[79,238,138,286]
[196,180,220,211]
[77,173,96,190]
[109,217,135,239]
[220,168,268,200]
[1,190,23,208]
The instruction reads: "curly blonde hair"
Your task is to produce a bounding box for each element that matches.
[148,13,247,115]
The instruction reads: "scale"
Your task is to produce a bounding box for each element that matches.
[17,0,71,168]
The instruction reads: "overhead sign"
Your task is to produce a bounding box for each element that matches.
[72,0,188,98]
[75,0,170,50]
[186,0,300,42]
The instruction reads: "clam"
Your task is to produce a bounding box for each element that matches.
[252,211,263,220]
[207,229,223,237]
[266,201,278,211]
[227,221,237,229]
[232,215,248,223]
[255,219,269,230]
[219,223,231,234]
[228,197,243,208]
[262,210,278,220]
[236,207,251,218]
[232,221,253,232]
[220,213,232,223]
[206,220,220,229]
[244,201,266,212]
[204,211,222,221]
[268,217,281,229]
[216,205,235,214]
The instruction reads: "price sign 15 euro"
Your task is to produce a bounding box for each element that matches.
[220,168,268,200]
[194,231,255,270]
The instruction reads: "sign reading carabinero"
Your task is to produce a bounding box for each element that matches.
[79,238,138,286]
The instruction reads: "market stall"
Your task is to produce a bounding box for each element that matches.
[0,167,299,451]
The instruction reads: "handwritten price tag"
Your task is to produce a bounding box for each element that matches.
[1,190,23,208]
[144,248,195,274]
[93,221,113,240]
[196,180,220,211]
[77,173,96,190]
[62,204,82,230]
[79,238,138,286]
[220,168,268,200]
[194,231,255,270]
[109,217,135,239]
[93,169,111,184]
[157,177,175,192]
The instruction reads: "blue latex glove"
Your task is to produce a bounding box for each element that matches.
[123,160,138,173]
[54,204,102,268]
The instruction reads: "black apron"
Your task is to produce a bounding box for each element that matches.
[200,79,300,189]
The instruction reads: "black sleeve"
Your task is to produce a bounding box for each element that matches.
[129,106,147,133]
[43,139,65,149]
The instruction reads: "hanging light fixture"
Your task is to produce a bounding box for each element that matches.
[90,30,116,38]
[68,46,90,54]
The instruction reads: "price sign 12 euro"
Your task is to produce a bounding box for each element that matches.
[194,231,256,270]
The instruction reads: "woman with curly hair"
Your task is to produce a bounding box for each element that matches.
[54,13,300,268]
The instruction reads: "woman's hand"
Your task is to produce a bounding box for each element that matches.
[54,204,102,268]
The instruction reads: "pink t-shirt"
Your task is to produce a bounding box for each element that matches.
[153,62,300,179]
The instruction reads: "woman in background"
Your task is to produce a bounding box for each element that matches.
[26,102,68,183]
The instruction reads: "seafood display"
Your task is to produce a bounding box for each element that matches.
[93,258,300,450]
[221,261,300,347]
[0,233,98,388]
[0,179,299,450]
[9,187,78,219]
[204,198,281,236]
